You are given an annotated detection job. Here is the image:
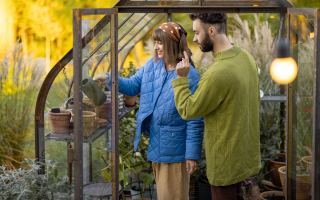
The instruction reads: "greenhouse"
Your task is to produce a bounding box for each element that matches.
[0,0,318,199]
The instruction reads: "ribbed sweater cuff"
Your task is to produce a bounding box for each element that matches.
[171,77,189,88]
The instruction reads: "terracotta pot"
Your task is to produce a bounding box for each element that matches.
[260,191,284,200]
[83,98,95,112]
[95,100,112,120]
[67,103,74,110]
[123,95,137,107]
[48,110,71,135]
[67,98,94,112]
[93,117,100,129]
[268,153,301,187]
[302,156,312,170]
[278,166,311,200]
[98,119,108,128]
[71,111,96,136]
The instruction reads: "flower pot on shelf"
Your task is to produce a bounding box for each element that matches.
[268,153,301,187]
[93,117,100,130]
[83,97,95,112]
[48,110,71,135]
[260,191,284,200]
[197,177,212,200]
[95,99,112,120]
[124,95,137,107]
[278,166,311,200]
[66,98,94,112]
[71,111,96,136]
[98,118,108,128]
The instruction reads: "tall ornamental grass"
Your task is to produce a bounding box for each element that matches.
[0,41,45,169]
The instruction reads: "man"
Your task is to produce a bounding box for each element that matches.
[171,13,261,200]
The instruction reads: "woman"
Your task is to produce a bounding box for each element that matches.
[93,22,204,200]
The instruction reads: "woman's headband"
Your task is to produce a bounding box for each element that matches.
[158,22,181,43]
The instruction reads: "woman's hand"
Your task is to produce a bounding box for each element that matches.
[93,74,109,85]
[176,51,190,78]
[186,159,198,174]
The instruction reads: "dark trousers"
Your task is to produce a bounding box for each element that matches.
[211,181,244,200]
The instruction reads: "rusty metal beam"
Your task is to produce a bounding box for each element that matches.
[279,10,286,151]
[73,8,83,200]
[117,7,284,14]
[81,8,117,15]
[286,10,299,200]
[115,0,287,8]
[34,14,111,174]
[288,8,315,16]
[110,10,120,200]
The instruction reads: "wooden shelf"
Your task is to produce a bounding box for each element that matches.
[44,106,136,143]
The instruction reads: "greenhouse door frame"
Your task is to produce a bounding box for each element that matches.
[286,8,320,200]
[72,8,119,200]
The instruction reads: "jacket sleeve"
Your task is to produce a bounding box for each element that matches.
[172,76,223,120]
[104,65,144,96]
[184,77,204,161]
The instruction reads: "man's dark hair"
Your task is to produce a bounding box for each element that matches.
[189,13,227,34]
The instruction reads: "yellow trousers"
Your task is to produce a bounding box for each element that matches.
[152,162,190,200]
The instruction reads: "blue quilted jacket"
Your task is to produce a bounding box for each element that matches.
[105,57,204,163]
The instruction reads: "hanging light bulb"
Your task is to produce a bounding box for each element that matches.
[270,38,298,85]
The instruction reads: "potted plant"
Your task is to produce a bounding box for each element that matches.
[268,153,302,187]
[71,111,96,136]
[95,99,112,120]
[260,191,284,200]
[192,146,211,200]
[301,146,313,177]
[48,108,72,135]
[119,61,139,107]
[130,171,156,200]
[278,163,312,200]
[242,179,261,200]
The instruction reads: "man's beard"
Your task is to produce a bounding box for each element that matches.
[199,32,214,52]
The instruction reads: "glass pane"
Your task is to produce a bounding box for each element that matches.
[287,12,314,199]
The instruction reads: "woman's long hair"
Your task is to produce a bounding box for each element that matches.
[152,24,195,68]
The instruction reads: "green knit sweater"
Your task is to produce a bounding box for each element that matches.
[172,45,261,186]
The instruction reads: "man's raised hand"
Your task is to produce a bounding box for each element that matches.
[176,51,190,78]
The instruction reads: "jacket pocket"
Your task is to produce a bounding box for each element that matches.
[159,125,186,157]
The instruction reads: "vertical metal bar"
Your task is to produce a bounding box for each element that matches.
[167,13,172,22]
[286,10,297,200]
[73,9,83,200]
[35,120,45,174]
[111,10,119,200]
[279,11,286,151]
[89,143,93,182]
[312,8,320,200]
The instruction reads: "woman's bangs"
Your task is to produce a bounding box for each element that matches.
[152,29,164,42]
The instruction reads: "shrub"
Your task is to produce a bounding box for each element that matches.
[0,159,73,199]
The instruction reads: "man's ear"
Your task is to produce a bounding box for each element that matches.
[208,26,216,37]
